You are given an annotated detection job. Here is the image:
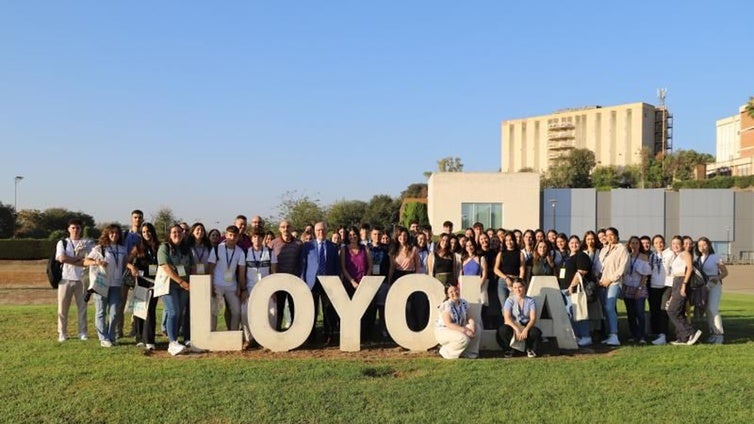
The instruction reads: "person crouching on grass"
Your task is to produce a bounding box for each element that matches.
[84,224,128,348]
[208,225,246,332]
[434,284,480,359]
[497,279,542,358]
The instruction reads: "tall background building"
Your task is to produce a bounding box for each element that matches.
[501,102,672,173]
[707,104,754,177]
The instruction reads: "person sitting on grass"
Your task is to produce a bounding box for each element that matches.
[497,279,542,358]
[434,284,480,359]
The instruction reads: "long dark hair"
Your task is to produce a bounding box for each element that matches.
[187,222,211,248]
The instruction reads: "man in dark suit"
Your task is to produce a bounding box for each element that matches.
[301,221,341,345]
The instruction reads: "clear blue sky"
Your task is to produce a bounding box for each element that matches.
[1,1,751,228]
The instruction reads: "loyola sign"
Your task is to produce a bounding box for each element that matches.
[189,274,577,353]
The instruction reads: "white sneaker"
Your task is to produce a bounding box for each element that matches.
[145,344,155,351]
[602,334,621,346]
[577,337,593,347]
[184,341,205,353]
[526,349,537,358]
[168,341,186,356]
[79,334,88,341]
[652,334,666,345]
[58,334,67,342]
[687,330,702,346]
[100,340,113,348]
[136,342,145,348]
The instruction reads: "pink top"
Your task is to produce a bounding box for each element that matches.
[393,247,417,272]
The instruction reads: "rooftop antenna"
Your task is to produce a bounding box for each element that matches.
[657,88,667,107]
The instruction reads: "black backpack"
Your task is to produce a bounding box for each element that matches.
[47,239,68,289]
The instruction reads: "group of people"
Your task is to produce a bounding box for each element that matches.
[54,211,728,359]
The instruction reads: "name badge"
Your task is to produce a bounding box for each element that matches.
[224,268,235,283]
[196,264,205,275]
[148,265,157,276]
[559,267,566,279]
[138,270,144,277]
[176,265,187,277]
[372,264,380,275]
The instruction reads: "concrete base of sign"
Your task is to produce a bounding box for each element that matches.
[189,275,242,351]
[527,276,578,350]
[248,274,314,352]
[319,276,383,352]
[385,274,445,351]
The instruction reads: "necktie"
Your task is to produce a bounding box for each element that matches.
[317,242,326,275]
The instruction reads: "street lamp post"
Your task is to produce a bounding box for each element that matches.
[549,199,557,231]
[13,176,24,238]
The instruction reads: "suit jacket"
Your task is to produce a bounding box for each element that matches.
[301,239,341,289]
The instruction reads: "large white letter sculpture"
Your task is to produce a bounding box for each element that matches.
[526,276,578,350]
[384,274,445,351]
[248,273,315,352]
[319,276,383,352]
[458,275,499,350]
[190,275,243,351]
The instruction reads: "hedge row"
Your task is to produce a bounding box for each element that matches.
[672,175,754,190]
[0,239,58,260]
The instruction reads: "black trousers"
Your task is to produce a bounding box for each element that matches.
[135,295,159,344]
[275,292,295,331]
[648,286,670,336]
[497,324,542,353]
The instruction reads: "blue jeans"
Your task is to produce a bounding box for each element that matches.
[496,281,510,312]
[95,286,122,342]
[600,283,621,335]
[624,296,646,340]
[163,282,190,342]
[562,289,590,338]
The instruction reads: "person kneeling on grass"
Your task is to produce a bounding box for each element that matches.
[497,279,542,358]
[434,284,480,359]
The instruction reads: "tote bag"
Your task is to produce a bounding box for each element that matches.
[570,274,589,322]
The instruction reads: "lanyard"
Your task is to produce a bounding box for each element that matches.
[629,255,638,275]
[225,246,236,266]
[109,246,122,269]
[193,246,207,263]
[450,301,464,324]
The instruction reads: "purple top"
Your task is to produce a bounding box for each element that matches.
[344,245,368,282]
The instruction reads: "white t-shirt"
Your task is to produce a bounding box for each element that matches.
[245,246,277,290]
[208,243,246,287]
[56,238,93,282]
[648,250,669,289]
[86,244,128,287]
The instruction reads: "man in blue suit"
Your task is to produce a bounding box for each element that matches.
[301,221,341,346]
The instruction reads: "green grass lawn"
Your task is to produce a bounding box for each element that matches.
[2,295,754,423]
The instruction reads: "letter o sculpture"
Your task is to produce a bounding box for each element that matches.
[248,273,315,352]
[384,274,445,351]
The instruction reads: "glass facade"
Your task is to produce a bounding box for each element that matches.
[461,203,502,230]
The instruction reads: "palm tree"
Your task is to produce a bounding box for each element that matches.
[746,96,754,119]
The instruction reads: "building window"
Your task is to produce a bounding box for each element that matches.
[461,203,503,230]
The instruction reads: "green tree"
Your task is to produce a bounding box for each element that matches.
[544,148,596,188]
[424,157,464,178]
[0,202,16,238]
[400,183,428,199]
[152,207,179,239]
[363,194,400,231]
[400,201,429,228]
[665,149,714,182]
[327,200,367,229]
[591,166,618,189]
[277,190,325,231]
[15,208,95,239]
[746,96,754,119]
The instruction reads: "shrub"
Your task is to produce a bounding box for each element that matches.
[0,239,58,259]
